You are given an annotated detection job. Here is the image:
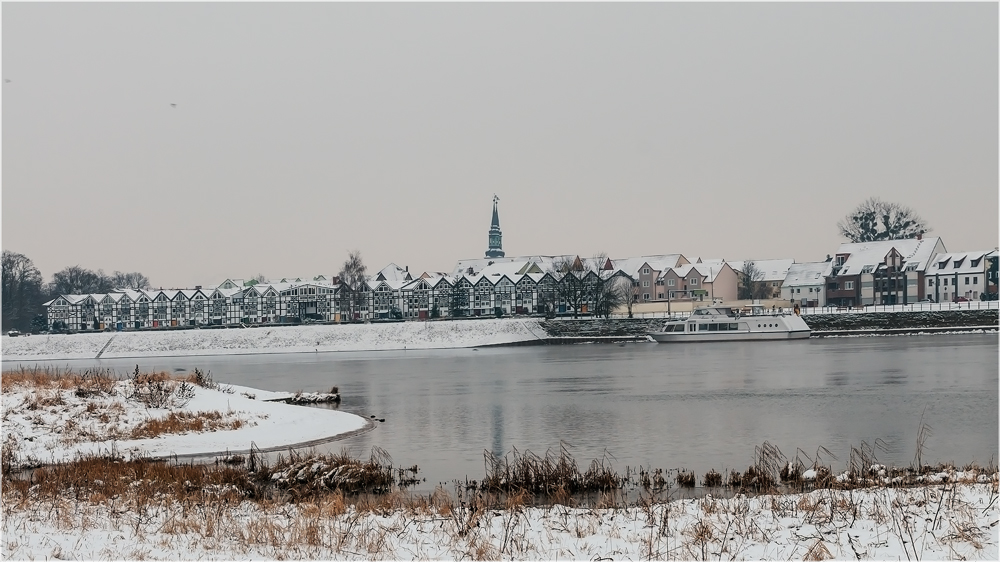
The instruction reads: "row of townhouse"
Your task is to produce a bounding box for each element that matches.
[44,242,999,331]
[779,236,999,307]
[44,279,345,331]
[43,254,744,331]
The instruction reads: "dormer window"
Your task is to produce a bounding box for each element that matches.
[971,258,982,268]
[905,263,918,271]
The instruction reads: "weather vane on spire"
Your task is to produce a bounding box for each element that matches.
[493,194,499,205]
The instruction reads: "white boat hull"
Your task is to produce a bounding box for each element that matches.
[648,306,811,343]
[648,329,811,343]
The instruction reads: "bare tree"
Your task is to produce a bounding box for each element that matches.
[338,250,368,322]
[2,251,45,331]
[110,271,152,290]
[613,275,636,318]
[548,257,592,318]
[591,271,626,319]
[838,197,930,243]
[51,266,113,295]
[738,261,769,300]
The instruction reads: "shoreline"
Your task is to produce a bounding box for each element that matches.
[3,318,996,362]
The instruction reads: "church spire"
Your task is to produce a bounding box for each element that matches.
[485,195,505,258]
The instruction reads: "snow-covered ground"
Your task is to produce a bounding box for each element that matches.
[1,378,370,466]
[1,318,547,361]
[3,481,997,560]
[3,371,998,560]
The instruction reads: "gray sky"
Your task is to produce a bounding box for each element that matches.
[3,3,997,289]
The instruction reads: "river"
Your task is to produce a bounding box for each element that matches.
[6,333,996,489]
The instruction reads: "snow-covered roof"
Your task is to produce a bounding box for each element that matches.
[452,255,573,277]
[927,250,995,275]
[782,261,833,287]
[667,262,731,283]
[611,254,686,278]
[835,237,945,276]
[727,259,795,282]
[373,263,412,283]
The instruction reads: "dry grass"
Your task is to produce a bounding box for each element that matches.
[2,366,117,394]
[129,411,246,439]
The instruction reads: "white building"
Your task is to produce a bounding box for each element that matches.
[781,261,832,307]
[924,250,994,302]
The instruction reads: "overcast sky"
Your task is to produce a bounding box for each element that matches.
[3,3,997,289]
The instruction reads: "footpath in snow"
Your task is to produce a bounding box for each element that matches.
[1,318,547,361]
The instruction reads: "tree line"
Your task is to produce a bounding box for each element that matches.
[1,250,151,332]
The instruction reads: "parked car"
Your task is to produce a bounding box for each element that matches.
[917,298,934,303]
[954,296,970,303]
[6,330,20,337]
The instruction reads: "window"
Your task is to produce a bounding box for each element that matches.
[642,268,650,275]
[642,281,650,287]
[657,293,663,299]
[973,276,979,285]
[772,282,778,287]
[845,281,854,290]
[642,293,650,301]
[689,278,699,286]
[943,279,948,286]
[928,279,934,287]
[796,288,801,293]
[667,279,675,287]
[965,277,970,285]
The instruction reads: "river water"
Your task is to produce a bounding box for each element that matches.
[7,334,997,489]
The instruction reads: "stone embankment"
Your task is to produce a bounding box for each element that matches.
[538,309,998,341]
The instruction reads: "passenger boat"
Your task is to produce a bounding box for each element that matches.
[648,306,811,342]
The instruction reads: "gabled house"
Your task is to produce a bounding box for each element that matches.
[728,259,795,299]
[611,254,690,302]
[660,262,738,303]
[826,236,946,306]
[781,261,832,307]
[925,250,995,303]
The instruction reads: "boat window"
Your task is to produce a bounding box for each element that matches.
[698,324,708,331]
[730,323,739,330]
[708,324,719,331]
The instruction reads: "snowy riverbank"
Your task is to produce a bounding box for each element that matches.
[1,318,548,361]
[1,375,370,467]
[4,480,997,560]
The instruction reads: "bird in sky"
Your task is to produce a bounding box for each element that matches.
[170,103,177,108]
[3,79,11,83]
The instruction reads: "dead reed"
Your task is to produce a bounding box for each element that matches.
[479,443,624,496]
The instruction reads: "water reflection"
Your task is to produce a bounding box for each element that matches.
[7,334,997,489]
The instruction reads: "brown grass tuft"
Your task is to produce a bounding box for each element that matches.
[129,411,245,439]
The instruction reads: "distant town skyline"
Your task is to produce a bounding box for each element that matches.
[3,3,997,288]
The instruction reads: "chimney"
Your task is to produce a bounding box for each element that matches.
[917,232,923,240]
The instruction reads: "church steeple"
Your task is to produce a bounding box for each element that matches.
[485,195,505,258]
